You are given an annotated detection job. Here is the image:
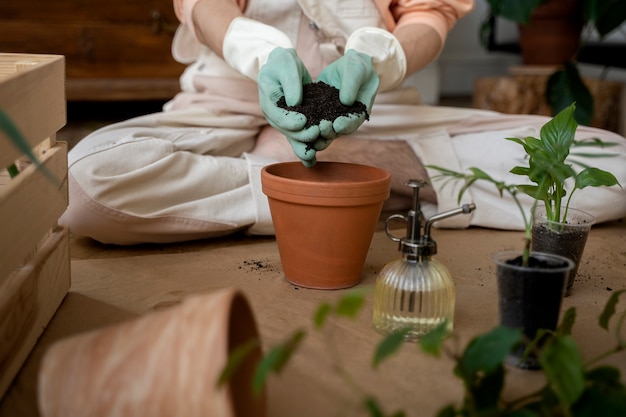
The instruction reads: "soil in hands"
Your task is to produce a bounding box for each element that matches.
[276,81,369,129]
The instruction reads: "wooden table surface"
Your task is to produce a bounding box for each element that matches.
[1,219,625,417]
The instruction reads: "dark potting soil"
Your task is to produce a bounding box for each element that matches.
[504,254,569,269]
[531,223,589,295]
[531,224,587,267]
[276,82,369,129]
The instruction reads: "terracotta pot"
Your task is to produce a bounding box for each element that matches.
[518,0,584,65]
[38,288,265,417]
[261,161,391,289]
[493,251,574,370]
[532,205,595,297]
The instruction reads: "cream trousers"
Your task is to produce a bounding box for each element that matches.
[60,104,626,244]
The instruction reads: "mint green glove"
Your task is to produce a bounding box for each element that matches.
[286,136,334,168]
[258,48,320,142]
[316,50,380,138]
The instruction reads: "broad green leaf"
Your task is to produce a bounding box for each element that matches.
[469,364,505,412]
[574,167,620,190]
[313,302,332,328]
[510,166,530,177]
[571,381,626,417]
[516,184,540,199]
[419,320,450,357]
[253,329,306,394]
[435,405,457,417]
[593,0,626,38]
[216,338,260,388]
[373,328,411,368]
[545,69,593,126]
[458,326,522,376]
[585,366,623,384]
[557,307,577,336]
[468,167,495,181]
[599,289,626,330]
[335,290,366,319]
[0,108,59,185]
[507,411,541,417]
[364,397,385,417]
[497,0,543,24]
[540,335,586,406]
[539,102,578,163]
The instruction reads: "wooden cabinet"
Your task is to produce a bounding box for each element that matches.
[0,0,186,101]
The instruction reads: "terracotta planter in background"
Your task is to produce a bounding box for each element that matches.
[518,0,584,65]
[261,161,391,289]
[38,288,265,417]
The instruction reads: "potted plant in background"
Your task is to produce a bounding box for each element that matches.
[428,102,620,367]
[480,0,626,126]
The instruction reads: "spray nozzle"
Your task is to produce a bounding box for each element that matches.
[384,180,476,258]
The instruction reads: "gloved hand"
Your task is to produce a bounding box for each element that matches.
[222,18,321,165]
[258,48,320,144]
[286,135,334,168]
[316,50,380,138]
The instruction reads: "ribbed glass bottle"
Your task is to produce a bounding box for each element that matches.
[373,254,455,342]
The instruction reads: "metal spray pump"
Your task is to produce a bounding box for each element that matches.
[372,180,476,341]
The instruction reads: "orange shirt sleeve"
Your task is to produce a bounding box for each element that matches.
[374,0,474,43]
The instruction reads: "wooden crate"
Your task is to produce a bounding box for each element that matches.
[0,53,70,399]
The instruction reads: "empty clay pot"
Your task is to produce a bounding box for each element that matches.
[38,288,265,417]
[261,161,391,289]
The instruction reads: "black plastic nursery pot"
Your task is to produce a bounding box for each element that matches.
[531,206,594,297]
[493,251,575,370]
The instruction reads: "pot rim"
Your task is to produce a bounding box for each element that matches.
[261,161,391,200]
[533,204,596,228]
[492,250,575,273]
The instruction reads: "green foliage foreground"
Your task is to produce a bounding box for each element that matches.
[220,289,626,417]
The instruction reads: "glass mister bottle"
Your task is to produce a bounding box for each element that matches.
[373,180,476,342]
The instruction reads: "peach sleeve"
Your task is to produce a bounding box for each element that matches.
[375,0,474,43]
[172,0,246,37]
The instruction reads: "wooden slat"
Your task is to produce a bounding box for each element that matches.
[0,53,66,168]
[0,226,71,399]
[0,142,68,281]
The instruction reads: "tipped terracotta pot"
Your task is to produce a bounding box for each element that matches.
[38,288,265,417]
[261,161,391,289]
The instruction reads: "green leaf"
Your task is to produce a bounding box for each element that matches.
[496,0,543,24]
[216,338,260,388]
[373,328,411,368]
[593,0,626,38]
[334,290,366,319]
[458,326,522,376]
[574,167,620,190]
[557,307,577,336]
[419,319,450,357]
[540,102,578,161]
[599,290,626,331]
[364,397,385,417]
[313,302,332,329]
[0,107,59,185]
[585,366,623,385]
[571,377,626,417]
[435,405,457,417]
[470,364,506,412]
[540,335,586,406]
[253,329,306,395]
[545,68,593,126]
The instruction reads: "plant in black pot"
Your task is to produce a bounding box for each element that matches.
[428,102,620,368]
[503,102,620,296]
[480,0,626,125]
